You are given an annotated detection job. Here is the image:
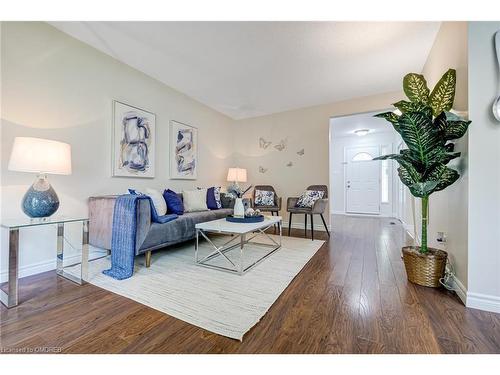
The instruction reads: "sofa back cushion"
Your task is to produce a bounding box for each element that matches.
[220,192,235,208]
[183,189,209,212]
[145,188,167,216]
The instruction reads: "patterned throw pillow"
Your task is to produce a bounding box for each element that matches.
[198,186,222,210]
[295,190,325,208]
[255,190,275,206]
[208,186,222,209]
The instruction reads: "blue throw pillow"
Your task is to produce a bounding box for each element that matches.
[127,189,177,223]
[163,189,184,215]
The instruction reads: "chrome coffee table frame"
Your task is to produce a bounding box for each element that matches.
[195,217,282,275]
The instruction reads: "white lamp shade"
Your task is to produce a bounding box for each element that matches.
[227,167,247,183]
[8,137,72,175]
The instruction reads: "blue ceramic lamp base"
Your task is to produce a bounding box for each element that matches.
[22,174,60,218]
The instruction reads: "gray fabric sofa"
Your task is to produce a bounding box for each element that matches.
[88,193,234,267]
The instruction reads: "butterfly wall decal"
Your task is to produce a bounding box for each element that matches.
[286,162,293,167]
[259,166,268,173]
[274,139,286,151]
[259,137,272,149]
[297,148,305,156]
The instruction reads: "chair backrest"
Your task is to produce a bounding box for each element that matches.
[307,185,328,199]
[253,185,278,205]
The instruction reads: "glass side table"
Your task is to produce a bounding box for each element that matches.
[0,216,89,308]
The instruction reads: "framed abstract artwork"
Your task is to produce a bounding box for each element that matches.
[170,120,198,180]
[112,101,156,178]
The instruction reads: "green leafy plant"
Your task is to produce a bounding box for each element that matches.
[374,69,470,253]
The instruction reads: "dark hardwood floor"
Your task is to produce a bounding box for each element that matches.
[1,215,499,354]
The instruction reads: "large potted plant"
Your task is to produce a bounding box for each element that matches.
[375,69,471,287]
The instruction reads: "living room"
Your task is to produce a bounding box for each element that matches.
[1,0,500,371]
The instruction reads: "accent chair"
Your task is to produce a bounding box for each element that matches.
[286,184,330,240]
[252,185,282,232]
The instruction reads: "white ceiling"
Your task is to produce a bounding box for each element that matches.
[50,21,440,120]
[331,110,394,138]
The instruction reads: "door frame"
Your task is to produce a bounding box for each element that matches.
[344,144,381,215]
[328,108,393,216]
[395,140,405,221]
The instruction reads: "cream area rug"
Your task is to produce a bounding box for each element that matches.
[70,235,324,341]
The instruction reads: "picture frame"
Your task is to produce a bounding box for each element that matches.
[112,100,156,178]
[170,120,198,180]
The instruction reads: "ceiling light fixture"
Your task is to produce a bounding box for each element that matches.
[354,129,370,136]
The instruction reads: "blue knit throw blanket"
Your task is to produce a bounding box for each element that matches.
[102,194,178,280]
[102,194,143,280]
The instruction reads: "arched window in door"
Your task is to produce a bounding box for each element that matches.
[351,152,373,162]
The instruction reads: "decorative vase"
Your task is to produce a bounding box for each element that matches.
[233,198,245,218]
[21,174,60,218]
[402,246,447,288]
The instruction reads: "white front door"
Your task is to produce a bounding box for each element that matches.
[345,146,381,214]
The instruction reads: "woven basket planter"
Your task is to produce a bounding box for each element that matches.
[402,246,447,288]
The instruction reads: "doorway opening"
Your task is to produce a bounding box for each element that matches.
[329,110,404,217]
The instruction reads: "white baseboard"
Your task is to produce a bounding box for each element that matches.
[332,211,392,218]
[466,292,500,314]
[0,259,56,283]
[0,249,106,283]
[452,275,468,305]
[399,218,415,239]
[331,210,345,215]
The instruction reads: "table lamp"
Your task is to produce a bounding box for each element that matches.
[227,167,247,187]
[8,137,72,218]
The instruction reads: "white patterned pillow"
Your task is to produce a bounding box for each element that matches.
[295,190,325,208]
[255,189,275,206]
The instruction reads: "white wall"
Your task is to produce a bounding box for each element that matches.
[467,22,500,313]
[420,22,469,295]
[0,22,235,281]
[329,129,400,217]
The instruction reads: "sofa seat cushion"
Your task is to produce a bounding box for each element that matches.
[140,210,226,251]
[213,208,233,219]
[139,208,234,251]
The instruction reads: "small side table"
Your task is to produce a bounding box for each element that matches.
[0,216,89,308]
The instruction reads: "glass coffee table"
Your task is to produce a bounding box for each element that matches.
[0,216,89,308]
[194,216,282,275]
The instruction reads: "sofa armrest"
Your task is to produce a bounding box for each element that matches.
[287,197,299,210]
[89,196,117,250]
[312,198,328,214]
[135,198,151,254]
[88,195,151,252]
